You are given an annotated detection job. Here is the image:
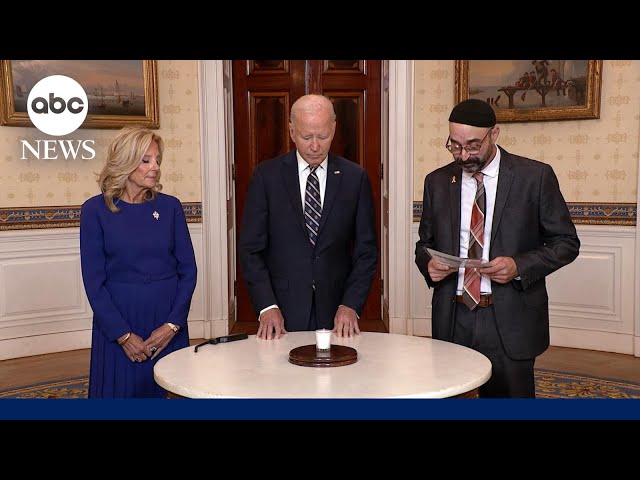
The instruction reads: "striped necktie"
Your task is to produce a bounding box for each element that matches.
[304,166,322,245]
[462,172,485,310]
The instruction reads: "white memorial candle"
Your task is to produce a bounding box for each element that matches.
[315,329,332,351]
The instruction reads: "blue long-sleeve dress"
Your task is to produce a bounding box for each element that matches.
[80,193,197,398]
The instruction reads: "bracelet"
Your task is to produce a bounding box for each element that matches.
[118,332,131,345]
[166,322,179,333]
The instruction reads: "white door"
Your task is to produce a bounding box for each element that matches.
[222,60,237,332]
[381,60,390,331]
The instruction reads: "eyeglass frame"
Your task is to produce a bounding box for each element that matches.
[445,128,494,155]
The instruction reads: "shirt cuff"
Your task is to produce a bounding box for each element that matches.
[258,304,278,320]
[260,304,360,321]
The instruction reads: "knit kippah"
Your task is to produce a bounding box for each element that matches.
[448,99,496,127]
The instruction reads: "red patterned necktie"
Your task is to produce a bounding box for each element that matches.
[462,172,485,310]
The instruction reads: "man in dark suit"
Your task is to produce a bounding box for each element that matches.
[415,99,580,397]
[239,94,378,340]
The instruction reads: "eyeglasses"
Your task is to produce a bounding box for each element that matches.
[445,128,493,155]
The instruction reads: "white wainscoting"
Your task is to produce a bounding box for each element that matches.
[411,223,640,356]
[0,224,205,361]
[2,222,637,360]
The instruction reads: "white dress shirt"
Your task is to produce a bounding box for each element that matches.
[456,148,501,295]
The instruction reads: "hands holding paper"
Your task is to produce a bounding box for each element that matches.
[427,258,459,282]
[476,256,518,284]
[426,248,518,284]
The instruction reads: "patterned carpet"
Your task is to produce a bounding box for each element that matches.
[1,369,640,398]
[534,368,640,399]
[0,376,89,399]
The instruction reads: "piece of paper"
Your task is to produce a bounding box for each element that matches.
[427,248,487,269]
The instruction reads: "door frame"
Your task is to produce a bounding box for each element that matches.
[198,60,414,338]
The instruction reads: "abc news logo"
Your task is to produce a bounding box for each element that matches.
[21,75,95,160]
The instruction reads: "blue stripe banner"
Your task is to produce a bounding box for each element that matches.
[2,399,640,421]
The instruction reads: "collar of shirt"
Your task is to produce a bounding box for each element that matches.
[462,144,501,181]
[296,151,328,174]
[297,152,328,204]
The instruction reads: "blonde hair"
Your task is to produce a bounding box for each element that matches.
[97,126,164,212]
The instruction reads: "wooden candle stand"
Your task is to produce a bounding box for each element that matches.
[289,344,358,367]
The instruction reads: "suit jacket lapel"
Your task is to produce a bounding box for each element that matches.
[491,149,514,244]
[280,151,308,237]
[317,154,342,237]
[449,165,462,255]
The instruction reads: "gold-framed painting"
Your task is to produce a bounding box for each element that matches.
[0,60,159,129]
[455,60,602,123]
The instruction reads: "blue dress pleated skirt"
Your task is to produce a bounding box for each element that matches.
[88,276,190,398]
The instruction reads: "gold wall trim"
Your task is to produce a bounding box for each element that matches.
[413,202,636,226]
[0,202,202,231]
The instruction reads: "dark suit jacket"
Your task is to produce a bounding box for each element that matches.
[239,150,378,331]
[415,146,580,360]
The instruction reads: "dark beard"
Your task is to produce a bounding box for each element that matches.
[455,155,487,174]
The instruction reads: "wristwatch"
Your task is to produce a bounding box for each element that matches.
[166,322,180,333]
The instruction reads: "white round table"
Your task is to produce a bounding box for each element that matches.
[154,331,492,398]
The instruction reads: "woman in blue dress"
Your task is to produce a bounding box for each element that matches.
[80,126,197,398]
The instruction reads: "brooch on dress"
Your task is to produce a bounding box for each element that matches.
[153,211,159,220]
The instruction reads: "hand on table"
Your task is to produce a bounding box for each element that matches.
[333,305,360,338]
[257,308,288,340]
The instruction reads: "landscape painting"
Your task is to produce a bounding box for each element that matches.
[455,60,602,123]
[0,60,159,129]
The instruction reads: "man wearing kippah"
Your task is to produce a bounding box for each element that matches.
[414,99,580,398]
